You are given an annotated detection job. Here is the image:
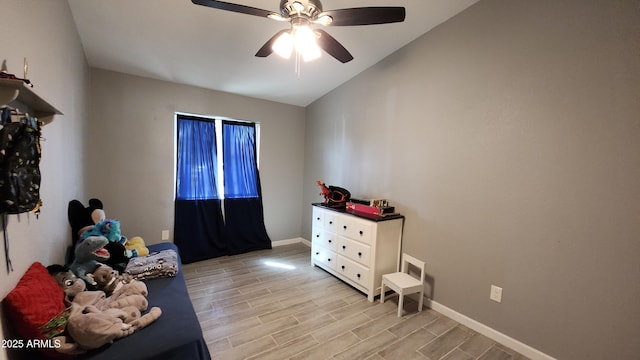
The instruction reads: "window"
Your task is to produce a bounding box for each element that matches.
[175,113,260,200]
[174,112,270,263]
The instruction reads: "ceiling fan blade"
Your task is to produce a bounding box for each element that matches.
[191,0,275,18]
[255,29,289,58]
[316,30,354,63]
[322,7,406,26]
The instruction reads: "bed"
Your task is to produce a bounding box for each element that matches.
[79,242,210,360]
[3,242,211,360]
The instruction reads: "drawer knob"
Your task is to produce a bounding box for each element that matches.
[328,239,332,243]
[359,230,364,236]
[315,252,319,255]
[357,273,361,278]
[327,258,331,262]
[343,225,347,230]
[329,221,333,224]
[342,245,346,250]
[316,234,320,238]
[358,252,362,257]
[341,265,345,270]
[316,217,320,220]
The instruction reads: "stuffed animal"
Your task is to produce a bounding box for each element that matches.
[54,287,161,353]
[84,220,149,259]
[72,280,150,312]
[69,236,109,287]
[68,198,105,245]
[47,264,87,305]
[45,264,157,354]
[67,198,107,265]
[68,198,137,271]
[66,303,160,351]
[91,263,135,297]
[80,219,127,245]
[79,219,130,271]
[125,236,149,258]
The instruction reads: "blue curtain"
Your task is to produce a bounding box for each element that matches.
[222,121,271,255]
[174,116,225,263]
[223,122,258,198]
[176,118,218,200]
[174,117,270,263]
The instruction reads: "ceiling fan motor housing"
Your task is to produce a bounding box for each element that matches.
[279,0,323,18]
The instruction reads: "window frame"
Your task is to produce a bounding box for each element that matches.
[174,112,261,200]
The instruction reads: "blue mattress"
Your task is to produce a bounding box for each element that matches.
[78,242,211,360]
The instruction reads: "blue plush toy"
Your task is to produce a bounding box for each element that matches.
[80,219,127,245]
[79,218,132,271]
[69,236,109,286]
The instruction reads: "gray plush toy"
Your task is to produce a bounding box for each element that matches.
[69,236,109,286]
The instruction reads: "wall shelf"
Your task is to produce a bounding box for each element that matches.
[0,78,62,124]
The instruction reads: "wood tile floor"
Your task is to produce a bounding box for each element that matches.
[183,242,530,360]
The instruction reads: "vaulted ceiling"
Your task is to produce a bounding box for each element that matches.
[68,0,479,106]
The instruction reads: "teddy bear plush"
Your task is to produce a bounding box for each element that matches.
[91,263,135,297]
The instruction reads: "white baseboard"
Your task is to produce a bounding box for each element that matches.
[271,237,311,247]
[427,299,556,360]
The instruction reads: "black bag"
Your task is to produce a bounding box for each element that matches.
[0,115,42,214]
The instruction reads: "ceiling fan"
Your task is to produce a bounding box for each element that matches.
[191,0,406,64]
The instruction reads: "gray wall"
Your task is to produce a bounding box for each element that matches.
[2,1,639,359]
[86,69,305,245]
[0,0,89,357]
[303,1,640,359]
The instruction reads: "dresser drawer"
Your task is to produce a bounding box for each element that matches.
[313,229,337,251]
[337,256,370,287]
[312,207,325,229]
[337,236,371,267]
[312,245,336,271]
[337,216,373,245]
[323,212,338,232]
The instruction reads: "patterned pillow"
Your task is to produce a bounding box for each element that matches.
[3,262,66,350]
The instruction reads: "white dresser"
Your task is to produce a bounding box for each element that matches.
[311,204,404,302]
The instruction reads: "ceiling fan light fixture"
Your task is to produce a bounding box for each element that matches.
[314,14,332,26]
[267,13,289,21]
[272,31,294,59]
[293,25,321,62]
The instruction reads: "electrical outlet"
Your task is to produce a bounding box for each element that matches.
[490,285,503,303]
[161,230,170,240]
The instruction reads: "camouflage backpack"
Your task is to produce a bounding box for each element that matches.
[0,108,42,273]
[0,111,42,214]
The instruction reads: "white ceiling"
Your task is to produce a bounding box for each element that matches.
[68,0,479,107]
